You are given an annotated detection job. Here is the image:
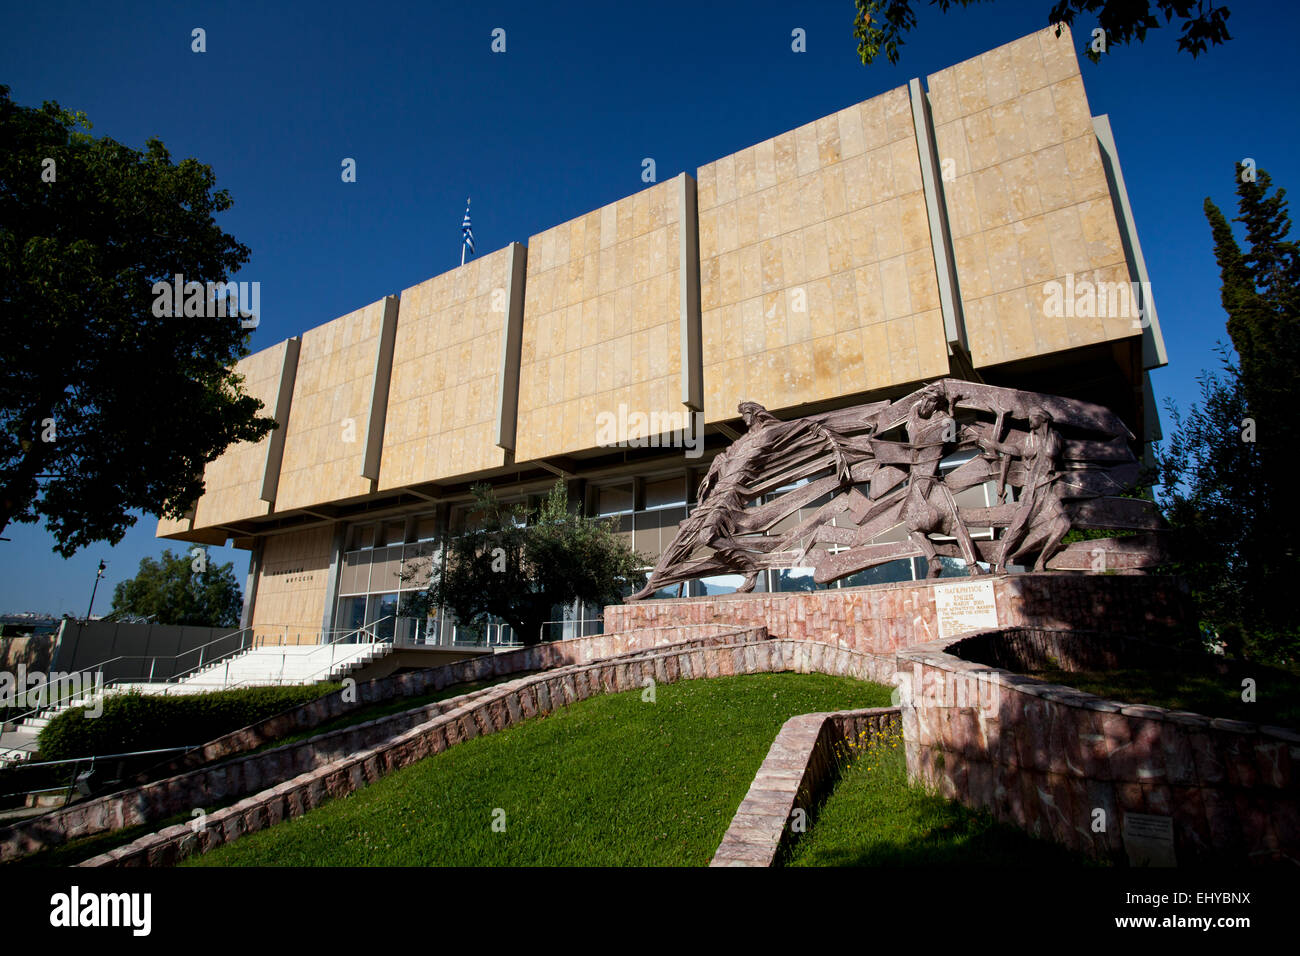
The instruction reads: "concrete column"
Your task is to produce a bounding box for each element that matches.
[240,538,264,630]
[318,522,348,640]
[260,336,301,504]
[908,77,971,367]
[495,241,528,452]
[677,172,703,413]
[1093,114,1168,371]
[361,295,400,483]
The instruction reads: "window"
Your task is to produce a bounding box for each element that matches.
[644,476,685,510]
[596,484,633,517]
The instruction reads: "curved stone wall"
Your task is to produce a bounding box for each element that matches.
[897,626,1300,865]
[606,573,1196,674]
[711,707,901,866]
[79,637,892,867]
[0,625,763,864]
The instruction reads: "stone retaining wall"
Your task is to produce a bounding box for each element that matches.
[141,624,756,780]
[952,625,1247,679]
[1,625,764,863]
[80,638,893,866]
[898,627,1300,865]
[710,707,901,866]
[605,574,1194,676]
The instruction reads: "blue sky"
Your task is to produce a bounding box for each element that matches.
[1,0,1296,616]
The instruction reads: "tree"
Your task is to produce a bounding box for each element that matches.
[854,0,1233,66]
[403,482,648,647]
[0,86,276,556]
[108,548,243,628]
[1154,165,1300,665]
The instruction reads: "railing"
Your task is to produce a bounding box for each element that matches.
[1,619,402,727]
[447,618,604,647]
[3,624,260,730]
[0,745,197,809]
[217,616,397,690]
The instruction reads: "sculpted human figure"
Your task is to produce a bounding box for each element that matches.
[901,384,986,578]
[978,409,1069,572]
[627,381,1157,600]
[629,401,851,599]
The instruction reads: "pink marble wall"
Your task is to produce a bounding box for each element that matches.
[605,573,1194,671]
[898,628,1300,865]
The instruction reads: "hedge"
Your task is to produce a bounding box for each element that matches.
[36,683,341,762]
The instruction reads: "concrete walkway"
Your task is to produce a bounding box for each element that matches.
[0,727,40,764]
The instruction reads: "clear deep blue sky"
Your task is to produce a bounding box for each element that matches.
[1,0,1296,617]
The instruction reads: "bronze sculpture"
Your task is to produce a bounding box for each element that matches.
[629,379,1163,600]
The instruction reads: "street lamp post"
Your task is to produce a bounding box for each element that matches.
[85,560,106,621]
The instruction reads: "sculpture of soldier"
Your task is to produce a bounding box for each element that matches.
[900,384,986,578]
[977,408,1070,572]
[629,400,852,600]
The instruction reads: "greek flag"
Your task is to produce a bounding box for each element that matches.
[461,201,475,256]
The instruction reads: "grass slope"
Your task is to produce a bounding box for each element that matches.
[786,725,1093,866]
[186,672,891,867]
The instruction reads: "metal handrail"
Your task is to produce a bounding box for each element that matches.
[0,745,198,803]
[7,623,261,723]
[219,619,399,690]
[192,616,399,691]
[158,624,258,684]
[2,619,405,734]
[0,652,157,729]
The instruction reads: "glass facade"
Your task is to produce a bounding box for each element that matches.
[327,454,1006,645]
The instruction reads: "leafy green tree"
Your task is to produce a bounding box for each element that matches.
[854,0,1232,66]
[107,548,243,627]
[403,482,647,646]
[0,85,275,556]
[1155,165,1299,664]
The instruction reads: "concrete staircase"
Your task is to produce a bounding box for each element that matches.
[0,641,393,764]
[134,641,391,692]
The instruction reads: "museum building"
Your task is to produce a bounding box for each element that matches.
[156,25,1168,645]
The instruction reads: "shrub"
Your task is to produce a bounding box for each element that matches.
[36,683,339,761]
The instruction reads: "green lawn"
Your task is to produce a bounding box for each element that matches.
[785,724,1094,866]
[245,674,520,755]
[185,672,893,867]
[7,678,517,868]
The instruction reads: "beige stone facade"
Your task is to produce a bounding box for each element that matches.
[274,298,389,512]
[158,26,1166,639]
[248,525,335,644]
[699,85,948,423]
[515,178,687,461]
[190,342,287,528]
[929,27,1135,366]
[378,245,516,488]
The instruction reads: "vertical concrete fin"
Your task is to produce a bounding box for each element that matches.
[496,241,528,451]
[319,521,347,636]
[361,295,400,481]
[1093,114,1168,370]
[678,172,703,412]
[241,538,263,629]
[909,77,970,362]
[260,336,301,504]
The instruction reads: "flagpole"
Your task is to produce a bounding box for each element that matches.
[461,196,470,267]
